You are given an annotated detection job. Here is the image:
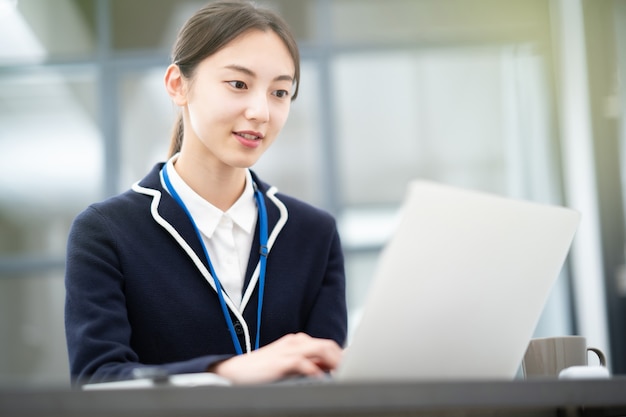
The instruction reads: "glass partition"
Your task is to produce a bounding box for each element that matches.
[0,71,102,258]
[109,0,317,52]
[0,70,100,387]
[118,67,173,187]
[0,0,96,63]
[328,0,550,44]
[0,272,68,386]
[335,44,570,339]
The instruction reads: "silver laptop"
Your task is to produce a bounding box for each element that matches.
[335,180,580,382]
[85,180,580,389]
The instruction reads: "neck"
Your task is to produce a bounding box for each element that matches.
[173,153,247,212]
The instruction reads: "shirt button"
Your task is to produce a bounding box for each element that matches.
[234,321,244,335]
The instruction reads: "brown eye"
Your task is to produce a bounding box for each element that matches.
[228,80,247,89]
[273,90,289,99]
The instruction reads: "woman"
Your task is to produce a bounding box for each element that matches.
[65,0,347,386]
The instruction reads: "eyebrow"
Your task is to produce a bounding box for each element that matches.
[224,64,294,83]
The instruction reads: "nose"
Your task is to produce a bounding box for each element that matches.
[244,92,270,123]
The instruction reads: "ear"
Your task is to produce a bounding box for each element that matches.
[164,64,187,106]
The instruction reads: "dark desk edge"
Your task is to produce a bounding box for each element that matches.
[2,378,626,417]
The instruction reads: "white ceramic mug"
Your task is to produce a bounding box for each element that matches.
[522,336,606,379]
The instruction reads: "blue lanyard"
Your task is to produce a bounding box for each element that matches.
[161,166,268,354]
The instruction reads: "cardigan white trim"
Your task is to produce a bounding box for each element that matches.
[240,186,288,308]
[131,177,289,354]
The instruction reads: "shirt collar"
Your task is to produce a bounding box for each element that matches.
[162,155,257,238]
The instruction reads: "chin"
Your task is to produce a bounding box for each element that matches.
[230,157,262,169]
[225,147,268,169]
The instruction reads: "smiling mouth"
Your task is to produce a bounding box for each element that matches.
[236,132,263,141]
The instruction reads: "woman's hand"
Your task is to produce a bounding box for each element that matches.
[210,333,343,384]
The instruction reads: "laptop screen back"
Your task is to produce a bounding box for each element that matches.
[337,180,580,382]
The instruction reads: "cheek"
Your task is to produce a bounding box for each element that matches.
[187,108,212,140]
[187,99,235,134]
[271,104,291,131]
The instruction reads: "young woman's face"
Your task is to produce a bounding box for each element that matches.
[180,29,295,171]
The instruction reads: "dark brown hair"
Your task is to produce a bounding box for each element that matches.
[167,0,301,157]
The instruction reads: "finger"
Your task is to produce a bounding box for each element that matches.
[297,337,344,369]
[281,355,326,377]
[276,336,343,375]
[213,334,344,384]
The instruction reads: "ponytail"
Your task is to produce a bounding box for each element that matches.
[168,112,184,157]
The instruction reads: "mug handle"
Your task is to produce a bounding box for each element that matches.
[587,346,606,366]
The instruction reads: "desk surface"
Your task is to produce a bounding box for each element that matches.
[2,378,626,417]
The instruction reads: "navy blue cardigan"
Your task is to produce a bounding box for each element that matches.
[64,163,347,384]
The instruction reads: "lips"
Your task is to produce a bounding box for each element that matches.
[234,130,264,148]
[237,132,261,141]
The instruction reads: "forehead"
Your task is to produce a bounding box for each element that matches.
[201,29,295,78]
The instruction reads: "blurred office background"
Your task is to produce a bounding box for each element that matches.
[1,0,625,386]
